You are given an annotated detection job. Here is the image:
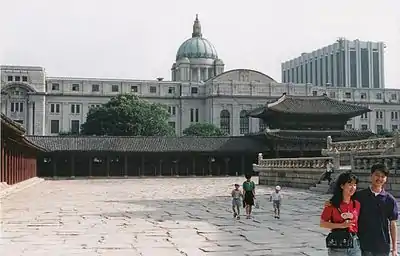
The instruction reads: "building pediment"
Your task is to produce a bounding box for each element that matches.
[207,69,276,83]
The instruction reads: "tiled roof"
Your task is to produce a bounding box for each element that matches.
[264,129,374,142]
[25,136,269,153]
[247,94,371,117]
[1,114,47,151]
[1,113,25,134]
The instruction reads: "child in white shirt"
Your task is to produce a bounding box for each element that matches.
[270,185,283,219]
[231,184,243,219]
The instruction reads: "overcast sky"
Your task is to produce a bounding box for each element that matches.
[1,0,399,87]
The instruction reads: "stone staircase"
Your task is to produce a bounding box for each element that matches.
[0,177,45,199]
[309,180,331,193]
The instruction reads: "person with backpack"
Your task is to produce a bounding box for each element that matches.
[320,172,361,255]
[242,174,256,219]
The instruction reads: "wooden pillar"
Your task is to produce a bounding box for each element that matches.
[224,157,230,176]
[33,154,37,178]
[275,144,280,158]
[1,143,4,182]
[88,155,93,177]
[53,155,57,178]
[71,154,75,178]
[5,149,9,184]
[158,159,163,176]
[11,146,15,185]
[124,154,128,177]
[192,157,196,176]
[106,155,110,177]
[240,155,245,176]
[18,150,21,183]
[140,155,145,177]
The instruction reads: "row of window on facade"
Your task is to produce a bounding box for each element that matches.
[50,83,199,94]
[360,111,399,120]
[351,124,398,133]
[283,49,380,88]
[220,110,267,135]
[50,119,80,134]
[324,91,397,101]
[7,75,28,82]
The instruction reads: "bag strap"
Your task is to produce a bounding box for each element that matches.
[333,200,355,219]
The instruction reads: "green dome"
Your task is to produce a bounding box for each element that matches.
[175,14,218,61]
[176,37,218,61]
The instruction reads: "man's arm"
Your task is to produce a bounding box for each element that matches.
[390,220,397,254]
[389,196,399,254]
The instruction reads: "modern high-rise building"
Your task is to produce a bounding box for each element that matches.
[281,38,385,89]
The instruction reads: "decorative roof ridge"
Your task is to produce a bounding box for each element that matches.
[25,135,244,139]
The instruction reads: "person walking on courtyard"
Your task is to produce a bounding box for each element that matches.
[243,174,256,219]
[270,185,283,219]
[320,172,361,256]
[231,183,243,219]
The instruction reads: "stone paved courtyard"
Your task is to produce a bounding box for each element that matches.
[0,177,379,255]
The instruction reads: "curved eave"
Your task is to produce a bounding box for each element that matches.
[253,107,371,118]
[1,113,26,135]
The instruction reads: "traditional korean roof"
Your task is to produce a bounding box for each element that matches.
[264,129,374,142]
[1,114,47,151]
[25,135,269,153]
[1,113,25,135]
[247,94,371,118]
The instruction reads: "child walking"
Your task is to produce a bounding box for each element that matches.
[270,185,282,219]
[231,184,243,219]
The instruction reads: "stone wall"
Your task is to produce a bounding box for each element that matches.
[258,167,326,189]
[255,155,333,189]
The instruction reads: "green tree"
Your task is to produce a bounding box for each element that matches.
[183,123,226,136]
[81,94,174,136]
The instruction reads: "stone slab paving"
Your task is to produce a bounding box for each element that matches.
[0,177,397,256]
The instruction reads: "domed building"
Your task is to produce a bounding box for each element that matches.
[0,15,395,138]
[171,15,225,82]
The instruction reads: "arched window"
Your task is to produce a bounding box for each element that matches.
[259,119,267,132]
[220,110,230,135]
[239,110,249,134]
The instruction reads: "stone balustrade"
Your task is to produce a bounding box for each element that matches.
[352,154,400,173]
[255,153,334,189]
[257,153,333,169]
[323,131,400,155]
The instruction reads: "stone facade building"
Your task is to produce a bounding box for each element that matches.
[1,16,400,136]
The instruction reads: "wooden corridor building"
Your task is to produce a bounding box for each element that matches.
[1,114,45,185]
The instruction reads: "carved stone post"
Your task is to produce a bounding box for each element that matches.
[332,149,340,170]
[350,149,356,172]
[327,136,333,150]
[258,153,263,165]
[394,130,400,148]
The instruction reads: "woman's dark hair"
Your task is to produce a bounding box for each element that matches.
[245,174,252,180]
[330,172,359,208]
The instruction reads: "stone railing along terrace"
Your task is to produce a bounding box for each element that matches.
[255,133,400,195]
[255,154,333,189]
[322,132,399,155]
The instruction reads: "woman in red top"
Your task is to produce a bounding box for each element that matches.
[320,172,361,256]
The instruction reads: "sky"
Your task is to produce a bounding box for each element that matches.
[1,0,399,87]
